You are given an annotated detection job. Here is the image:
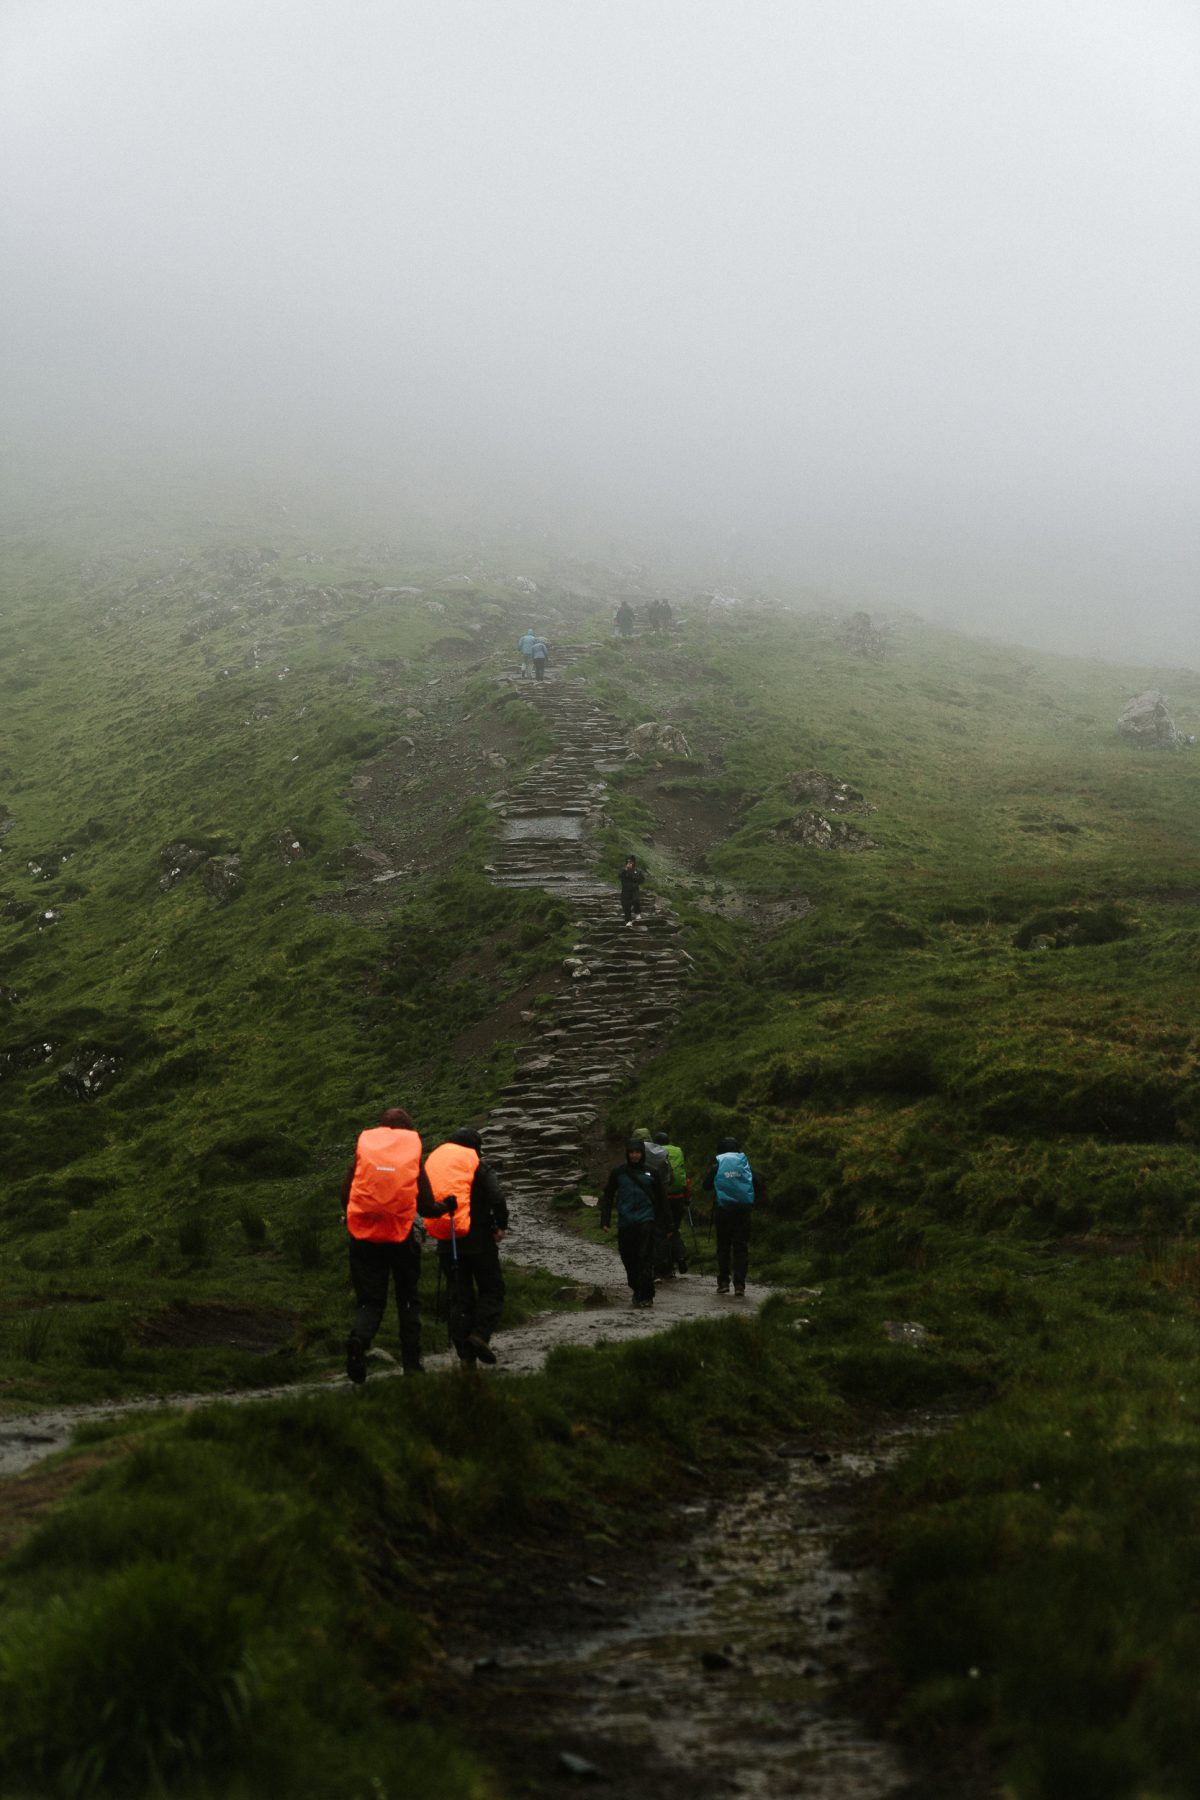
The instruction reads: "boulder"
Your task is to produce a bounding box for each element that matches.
[271,829,305,864]
[628,721,691,759]
[158,842,209,891]
[1117,690,1190,748]
[201,855,245,905]
[58,1050,121,1100]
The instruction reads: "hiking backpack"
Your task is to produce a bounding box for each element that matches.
[713,1150,754,1207]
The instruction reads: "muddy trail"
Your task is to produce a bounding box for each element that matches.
[458,1423,942,1800]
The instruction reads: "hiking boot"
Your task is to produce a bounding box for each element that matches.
[466,1332,497,1366]
[346,1334,367,1384]
[676,1258,689,1275]
[624,918,634,928]
[733,1285,746,1298]
[717,1282,730,1295]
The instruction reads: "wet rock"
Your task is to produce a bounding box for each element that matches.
[700,1648,736,1672]
[201,855,245,905]
[38,909,62,928]
[0,1039,56,1077]
[1117,690,1191,748]
[2,900,34,921]
[58,1050,120,1100]
[158,842,210,891]
[883,1320,931,1347]
[472,1655,502,1676]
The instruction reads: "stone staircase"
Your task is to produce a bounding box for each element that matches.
[479,653,695,1281]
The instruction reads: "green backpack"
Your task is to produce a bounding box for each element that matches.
[664,1143,687,1191]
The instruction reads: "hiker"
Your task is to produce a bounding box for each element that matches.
[424,1128,510,1367]
[531,636,549,682]
[636,1125,671,1278]
[343,1106,452,1381]
[615,600,634,639]
[600,1138,670,1307]
[652,1128,691,1276]
[702,1137,765,1297]
[517,628,537,678]
[619,853,644,926]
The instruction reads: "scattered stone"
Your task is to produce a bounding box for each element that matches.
[472,1655,501,1676]
[0,1039,56,1077]
[1117,690,1192,748]
[584,1574,607,1589]
[38,910,61,928]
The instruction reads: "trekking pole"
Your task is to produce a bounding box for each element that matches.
[685,1201,704,1274]
[447,1197,464,1343]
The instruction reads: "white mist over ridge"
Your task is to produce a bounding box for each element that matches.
[2,0,1198,663]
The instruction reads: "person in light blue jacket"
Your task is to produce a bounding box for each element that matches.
[517,629,537,677]
[702,1137,765,1297]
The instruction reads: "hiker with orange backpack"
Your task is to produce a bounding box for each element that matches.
[423,1128,510,1366]
[342,1106,453,1382]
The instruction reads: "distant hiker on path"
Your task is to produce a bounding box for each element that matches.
[652,1128,691,1277]
[619,854,644,926]
[615,600,635,639]
[600,1138,670,1307]
[531,636,549,682]
[703,1137,765,1297]
[343,1106,452,1381]
[517,629,537,677]
[424,1128,510,1367]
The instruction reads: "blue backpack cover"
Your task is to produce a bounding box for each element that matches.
[713,1150,754,1208]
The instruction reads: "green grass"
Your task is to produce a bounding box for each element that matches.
[8,469,1200,1792]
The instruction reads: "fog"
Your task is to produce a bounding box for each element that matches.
[3,0,1199,659]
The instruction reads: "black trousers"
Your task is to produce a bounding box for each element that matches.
[621,887,642,921]
[715,1208,752,1288]
[437,1235,506,1357]
[618,1221,657,1302]
[348,1233,423,1368]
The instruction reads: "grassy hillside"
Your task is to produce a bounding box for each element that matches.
[5,473,1200,1795]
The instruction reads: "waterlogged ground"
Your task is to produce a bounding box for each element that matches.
[464,1426,938,1799]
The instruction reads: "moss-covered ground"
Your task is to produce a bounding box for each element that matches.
[5,468,1200,1793]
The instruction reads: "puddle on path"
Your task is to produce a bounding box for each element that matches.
[470,1426,932,1799]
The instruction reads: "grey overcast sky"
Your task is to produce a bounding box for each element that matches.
[2,0,1198,657]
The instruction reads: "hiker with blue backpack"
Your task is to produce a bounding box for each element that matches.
[703,1137,765,1297]
[531,636,549,681]
[517,629,537,678]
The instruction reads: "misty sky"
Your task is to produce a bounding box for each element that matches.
[2,1,1198,659]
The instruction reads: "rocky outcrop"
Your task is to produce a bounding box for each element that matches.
[1117,691,1192,749]
[839,610,889,659]
[628,721,691,759]
[201,855,245,905]
[58,1050,120,1100]
[158,843,210,890]
[775,812,878,852]
[787,770,875,815]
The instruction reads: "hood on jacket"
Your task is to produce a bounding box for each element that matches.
[716,1136,740,1153]
[449,1128,483,1153]
[625,1137,646,1163]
